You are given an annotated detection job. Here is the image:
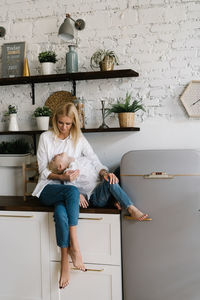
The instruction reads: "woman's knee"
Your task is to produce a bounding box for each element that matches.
[63,185,80,202]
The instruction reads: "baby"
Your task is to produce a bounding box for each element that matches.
[48,152,148,220]
[49,152,101,199]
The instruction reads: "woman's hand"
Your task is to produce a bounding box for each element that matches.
[100,169,119,184]
[61,169,80,182]
[79,194,89,208]
[104,172,119,184]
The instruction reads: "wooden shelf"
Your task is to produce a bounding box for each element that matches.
[0,128,140,135]
[0,69,139,86]
[0,128,140,154]
[0,69,139,104]
[82,127,140,133]
[0,130,44,135]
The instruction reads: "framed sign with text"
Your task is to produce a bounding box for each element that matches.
[1,42,25,78]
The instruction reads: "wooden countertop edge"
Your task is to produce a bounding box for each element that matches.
[0,196,120,214]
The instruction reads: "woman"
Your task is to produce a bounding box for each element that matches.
[32,102,99,289]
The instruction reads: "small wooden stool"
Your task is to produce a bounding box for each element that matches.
[22,161,38,201]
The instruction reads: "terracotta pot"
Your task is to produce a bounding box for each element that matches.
[118,112,135,127]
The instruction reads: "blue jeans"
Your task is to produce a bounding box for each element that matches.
[89,180,133,208]
[39,184,80,248]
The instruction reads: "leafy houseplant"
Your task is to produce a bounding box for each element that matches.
[38,51,57,75]
[90,49,119,71]
[5,105,19,131]
[38,51,57,63]
[0,139,30,154]
[33,106,52,117]
[34,106,52,131]
[5,105,17,116]
[105,93,145,128]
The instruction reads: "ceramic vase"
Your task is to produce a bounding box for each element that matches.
[36,116,50,131]
[66,45,78,73]
[41,62,54,75]
[9,113,19,131]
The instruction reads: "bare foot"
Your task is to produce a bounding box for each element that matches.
[128,205,148,221]
[59,258,70,289]
[69,247,85,271]
[114,201,122,210]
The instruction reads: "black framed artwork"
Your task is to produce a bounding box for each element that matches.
[1,42,25,78]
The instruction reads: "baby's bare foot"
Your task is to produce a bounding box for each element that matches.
[114,201,122,210]
[59,259,70,289]
[128,205,148,221]
[69,247,85,271]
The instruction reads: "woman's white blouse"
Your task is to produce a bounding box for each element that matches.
[32,130,107,198]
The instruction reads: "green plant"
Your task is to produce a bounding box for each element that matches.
[38,51,57,63]
[0,139,30,154]
[90,49,119,70]
[105,93,145,115]
[4,105,17,116]
[33,106,52,117]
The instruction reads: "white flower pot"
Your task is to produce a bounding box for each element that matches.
[41,62,54,75]
[36,116,50,131]
[8,113,19,131]
[0,153,31,167]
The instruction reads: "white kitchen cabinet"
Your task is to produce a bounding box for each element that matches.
[50,262,122,300]
[0,211,50,300]
[49,213,121,265]
[49,212,122,300]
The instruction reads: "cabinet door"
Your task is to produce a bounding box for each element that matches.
[0,211,50,300]
[50,262,122,300]
[49,213,121,265]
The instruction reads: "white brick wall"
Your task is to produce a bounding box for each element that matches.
[0,0,200,171]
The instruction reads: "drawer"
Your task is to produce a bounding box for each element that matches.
[49,213,121,265]
[50,262,122,300]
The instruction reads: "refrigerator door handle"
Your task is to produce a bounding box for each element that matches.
[124,215,152,221]
[144,172,174,179]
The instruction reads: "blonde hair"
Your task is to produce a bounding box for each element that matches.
[51,102,81,147]
[48,160,59,174]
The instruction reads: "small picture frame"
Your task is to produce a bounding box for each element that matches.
[1,42,25,78]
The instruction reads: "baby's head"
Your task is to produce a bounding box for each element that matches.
[48,152,71,174]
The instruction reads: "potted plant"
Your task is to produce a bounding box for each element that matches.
[33,106,52,130]
[38,51,57,75]
[4,105,19,131]
[0,139,32,166]
[90,49,119,71]
[105,93,145,127]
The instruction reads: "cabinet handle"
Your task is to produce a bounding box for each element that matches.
[78,217,103,221]
[124,215,152,221]
[0,214,33,218]
[71,267,104,272]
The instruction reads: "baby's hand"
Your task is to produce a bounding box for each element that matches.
[62,169,80,182]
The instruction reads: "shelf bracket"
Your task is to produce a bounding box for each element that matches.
[30,83,35,105]
[72,80,76,96]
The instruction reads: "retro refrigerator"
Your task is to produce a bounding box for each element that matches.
[121,150,200,300]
